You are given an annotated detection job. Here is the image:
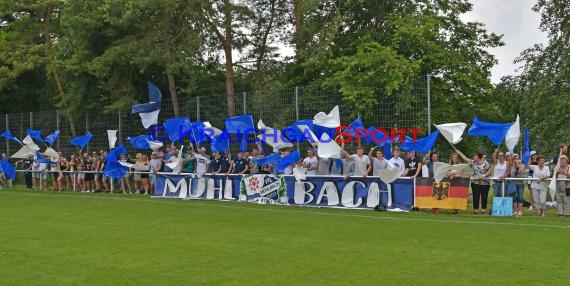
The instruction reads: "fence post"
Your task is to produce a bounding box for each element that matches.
[196,96,200,121]
[118,111,122,145]
[295,87,300,153]
[56,110,61,151]
[243,92,247,114]
[5,114,9,156]
[427,74,431,134]
[29,111,33,129]
[85,112,89,152]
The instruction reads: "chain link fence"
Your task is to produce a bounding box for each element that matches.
[1,76,430,156]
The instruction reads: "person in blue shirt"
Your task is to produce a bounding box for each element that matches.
[233,151,249,174]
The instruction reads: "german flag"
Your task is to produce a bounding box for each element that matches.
[415,177,470,210]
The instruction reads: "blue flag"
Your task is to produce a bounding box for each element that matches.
[400,131,439,153]
[164,117,192,143]
[384,143,392,160]
[467,117,512,145]
[105,145,128,162]
[522,127,530,165]
[129,135,151,150]
[131,82,162,114]
[189,121,208,144]
[225,114,254,134]
[255,152,281,166]
[44,130,60,145]
[1,130,21,144]
[0,159,16,181]
[36,152,55,164]
[364,127,391,147]
[344,117,366,138]
[70,132,93,149]
[211,132,230,153]
[240,133,249,152]
[314,125,336,140]
[284,119,314,142]
[26,129,43,143]
[275,151,300,173]
[103,161,129,179]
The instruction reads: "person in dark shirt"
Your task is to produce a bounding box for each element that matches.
[18,156,34,188]
[210,152,222,173]
[233,151,249,174]
[219,150,231,174]
[404,151,422,177]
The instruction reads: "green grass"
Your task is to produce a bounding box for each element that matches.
[0,187,569,285]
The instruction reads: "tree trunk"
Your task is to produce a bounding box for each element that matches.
[44,5,76,136]
[293,0,304,58]
[224,0,235,117]
[166,69,180,117]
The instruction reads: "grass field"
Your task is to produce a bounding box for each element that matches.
[1,187,569,285]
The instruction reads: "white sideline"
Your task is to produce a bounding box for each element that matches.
[1,191,569,229]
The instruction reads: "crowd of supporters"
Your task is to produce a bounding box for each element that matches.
[3,142,570,217]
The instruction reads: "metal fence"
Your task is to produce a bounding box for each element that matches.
[1,76,430,156]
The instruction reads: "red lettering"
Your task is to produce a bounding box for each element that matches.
[407,128,422,143]
[335,125,353,144]
[390,128,406,143]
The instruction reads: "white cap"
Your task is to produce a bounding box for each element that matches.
[530,150,537,156]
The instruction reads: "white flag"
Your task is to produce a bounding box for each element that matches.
[317,132,341,159]
[22,135,40,151]
[44,147,60,161]
[378,168,401,184]
[296,125,319,146]
[146,139,163,150]
[11,145,36,159]
[505,115,520,153]
[257,119,294,151]
[313,105,340,128]
[107,130,118,149]
[433,162,468,183]
[435,122,467,145]
[139,109,160,129]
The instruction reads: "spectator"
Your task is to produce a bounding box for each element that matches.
[404,151,422,177]
[233,151,249,175]
[527,151,538,211]
[422,152,439,178]
[181,148,195,174]
[388,147,406,175]
[119,153,132,194]
[555,155,570,216]
[456,149,491,214]
[528,155,550,217]
[57,156,68,192]
[492,149,509,198]
[210,152,222,174]
[193,147,211,176]
[149,152,162,191]
[220,150,232,175]
[369,147,389,176]
[343,146,371,177]
[302,149,318,175]
[162,146,175,172]
[82,152,95,192]
[448,152,465,214]
[509,154,526,216]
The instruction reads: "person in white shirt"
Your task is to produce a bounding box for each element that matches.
[38,158,49,190]
[388,147,406,175]
[193,147,211,176]
[492,149,510,197]
[528,155,551,216]
[149,153,162,190]
[343,147,371,177]
[302,149,318,175]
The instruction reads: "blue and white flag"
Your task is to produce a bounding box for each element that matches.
[128,135,152,150]
[522,127,530,165]
[284,119,314,142]
[1,130,21,145]
[105,145,128,162]
[70,132,93,149]
[131,82,163,129]
[400,131,439,153]
[0,159,16,181]
[467,117,512,145]
[26,129,43,143]
[275,151,300,173]
[44,130,60,145]
[164,117,192,143]
[225,114,254,134]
